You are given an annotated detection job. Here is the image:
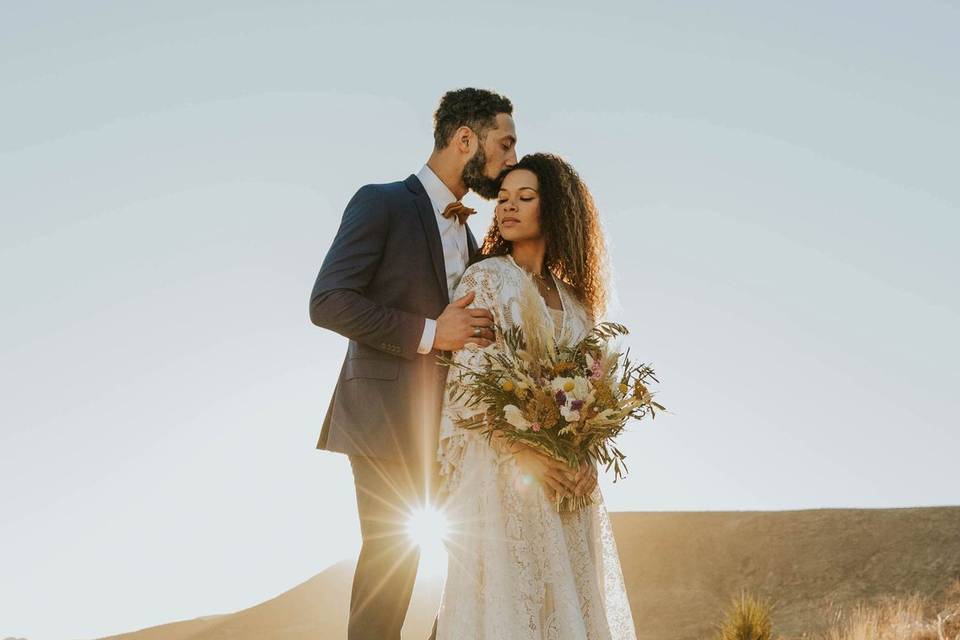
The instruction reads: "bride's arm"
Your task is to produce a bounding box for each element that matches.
[438,264,505,477]
[440,263,580,498]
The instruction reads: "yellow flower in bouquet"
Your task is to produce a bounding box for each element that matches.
[441,313,665,513]
[439,272,666,512]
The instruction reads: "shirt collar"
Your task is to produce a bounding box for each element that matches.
[416,164,458,214]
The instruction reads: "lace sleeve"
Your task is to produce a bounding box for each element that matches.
[437,262,508,481]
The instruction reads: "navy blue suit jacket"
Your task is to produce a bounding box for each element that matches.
[310,174,479,467]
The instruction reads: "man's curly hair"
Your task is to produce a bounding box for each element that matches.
[433,88,513,151]
[477,153,609,320]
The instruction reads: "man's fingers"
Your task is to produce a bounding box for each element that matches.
[468,308,495,320]
[456,313,494,347]
[465,338,493,348]
[452,291,476,308]
[472,329,495,342]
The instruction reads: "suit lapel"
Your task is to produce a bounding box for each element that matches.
[466,224,479,260]
[406,175,450,305]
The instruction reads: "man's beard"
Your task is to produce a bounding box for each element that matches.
[461,145,500,200]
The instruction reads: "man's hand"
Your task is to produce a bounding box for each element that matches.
[433,291,495,351]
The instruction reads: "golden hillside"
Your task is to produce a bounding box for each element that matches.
[97,506,960,640]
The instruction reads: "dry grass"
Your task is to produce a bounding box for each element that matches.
[813,577,960,640]
[715,590,777,640]
[712,579,960,640]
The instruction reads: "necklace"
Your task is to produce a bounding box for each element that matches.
[531,271,555,292]
[508,254,555,291]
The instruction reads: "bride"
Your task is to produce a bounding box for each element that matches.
[434,153,637,640]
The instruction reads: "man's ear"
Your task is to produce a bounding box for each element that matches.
[454,125,475,154]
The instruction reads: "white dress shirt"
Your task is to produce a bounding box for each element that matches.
[416,164,471,354]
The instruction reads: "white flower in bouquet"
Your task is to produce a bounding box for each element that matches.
[440,301,667,513]
[550,376,573,395]
[503,404,532,431]
[570,377,594,404]
[559,404,582,423]
[550,376,596,424]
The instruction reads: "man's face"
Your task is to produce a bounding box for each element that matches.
[462,113,517,199]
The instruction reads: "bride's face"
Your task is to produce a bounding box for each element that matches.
[495,169,541,243]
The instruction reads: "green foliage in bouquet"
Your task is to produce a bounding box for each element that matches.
[440,317,665,510]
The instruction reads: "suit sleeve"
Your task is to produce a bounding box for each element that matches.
[308,185,426,360]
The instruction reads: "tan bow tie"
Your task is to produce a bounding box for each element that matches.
[442,200,476,225]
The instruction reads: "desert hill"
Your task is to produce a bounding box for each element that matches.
[97,506,960,640]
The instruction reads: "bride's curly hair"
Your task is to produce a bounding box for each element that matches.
[477,153,609,319]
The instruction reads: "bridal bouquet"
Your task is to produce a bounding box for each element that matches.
[440,292,664,513]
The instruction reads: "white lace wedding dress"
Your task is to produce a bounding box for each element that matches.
[434,255,637,640]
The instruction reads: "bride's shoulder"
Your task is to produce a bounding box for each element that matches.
[461,255,511,281]
[455,256,511,298]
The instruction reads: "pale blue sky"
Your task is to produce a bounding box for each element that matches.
[2,2,958,639]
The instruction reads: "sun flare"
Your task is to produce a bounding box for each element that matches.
[406,505,450,548]
[405,505,450,574]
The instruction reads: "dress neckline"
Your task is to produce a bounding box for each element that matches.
[505,253,567,339]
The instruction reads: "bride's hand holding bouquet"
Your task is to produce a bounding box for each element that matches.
[441,292,666,512]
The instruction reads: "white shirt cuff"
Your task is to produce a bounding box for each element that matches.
[417,318,437,354]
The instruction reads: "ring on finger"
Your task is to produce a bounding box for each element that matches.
[473,326,481,337]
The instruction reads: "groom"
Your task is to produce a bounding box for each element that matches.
[309,88,517,640]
